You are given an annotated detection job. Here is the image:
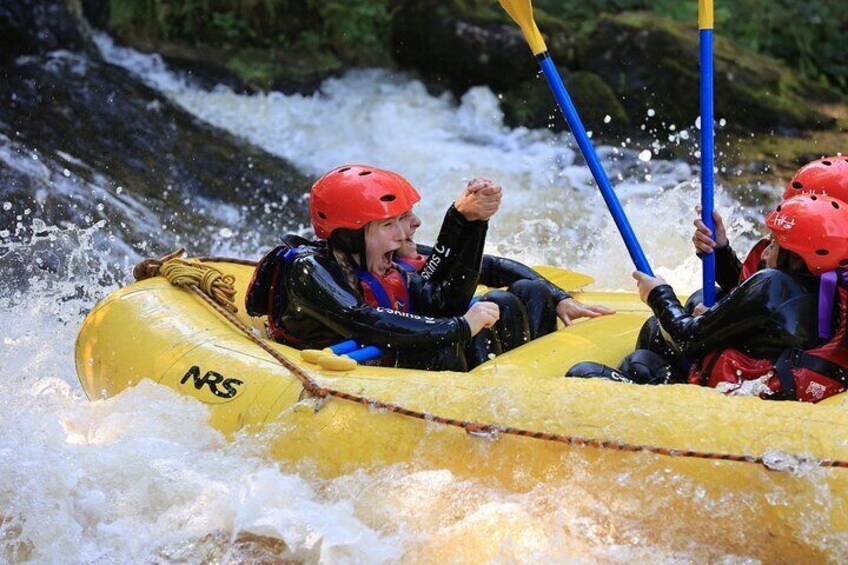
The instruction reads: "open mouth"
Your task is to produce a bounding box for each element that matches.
[379,250,394,271]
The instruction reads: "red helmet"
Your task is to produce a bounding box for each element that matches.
[309,165,421,239]
[766,194,848,273]
[783,156,848,201]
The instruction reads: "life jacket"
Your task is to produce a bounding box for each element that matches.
[246,239,413,342]
[689,273,848,403]
[356,267,412,312]
[740,238,770,282]
[245,241,305,344]
[395,254,427,273]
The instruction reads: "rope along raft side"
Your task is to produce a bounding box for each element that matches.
[137,252,848,471]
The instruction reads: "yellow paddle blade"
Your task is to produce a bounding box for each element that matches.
[530,266,595,291]
[698,0,714,30]
[472,266,593,297]
[498,0,548,55]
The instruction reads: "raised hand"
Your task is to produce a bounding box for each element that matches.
[455,177,502,221]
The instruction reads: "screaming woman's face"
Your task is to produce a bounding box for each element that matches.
[364,215,405,275]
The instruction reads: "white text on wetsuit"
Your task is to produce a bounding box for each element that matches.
[419,244,451,280]
[375,307,437,324]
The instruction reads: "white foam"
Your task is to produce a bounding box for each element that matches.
[94,33,772,290]
[0,37,800,563]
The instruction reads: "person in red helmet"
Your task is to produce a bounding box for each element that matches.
[569,194,848,403]
[624,155,848,379]
[246,164,537,371]
[693,155,848,293]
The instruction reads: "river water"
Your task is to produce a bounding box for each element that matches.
[0,34,784,563]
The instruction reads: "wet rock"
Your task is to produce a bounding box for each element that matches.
[105,39,343,96]
[0,1,310,269]
[0,0,93,58]
[80,0,108,29]
[389,0,574,94]
[578,12,838,134]
[502,69,630,135]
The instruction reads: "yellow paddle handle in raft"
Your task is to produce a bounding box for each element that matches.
[300,349,358,371]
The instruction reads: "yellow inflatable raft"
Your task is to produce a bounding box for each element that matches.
[75,256,848,560]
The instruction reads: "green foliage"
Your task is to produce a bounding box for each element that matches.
[107,0,390,64]
[107,0,846,92]
[535,0,846,92]
[320,1,389,57]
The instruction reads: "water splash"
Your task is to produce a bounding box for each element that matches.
[94,33,775,290]
[0,35,802,564]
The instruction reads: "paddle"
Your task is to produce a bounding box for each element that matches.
[498,0,653,276]
[307,266,597,368]
[700,0,716,306]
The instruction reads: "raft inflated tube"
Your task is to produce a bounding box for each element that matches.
[74,258,848,561]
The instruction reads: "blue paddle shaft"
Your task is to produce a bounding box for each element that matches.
[700,29,716,306]
[329,339,361,355]
[537,54,653,276]
[346,346,383,362]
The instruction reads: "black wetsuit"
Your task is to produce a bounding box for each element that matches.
[270,205,496,371]
[712,244,745,293]
[412,234,567,366]
[568,268,821,385]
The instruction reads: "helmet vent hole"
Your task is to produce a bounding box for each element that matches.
[776,205,782,212]
[822,160,832,166]
[816,249,830,256]
[358,171,372,176]
[792,181,803,189]
[840,259,848,267]
[338,167,351,173]
[317,211,327,219]
[379,194,396,202]
[833,201,840,209]
[810,195,818,200]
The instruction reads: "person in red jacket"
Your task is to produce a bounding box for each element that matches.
[569,194,848,402]
[247,164,541,371]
